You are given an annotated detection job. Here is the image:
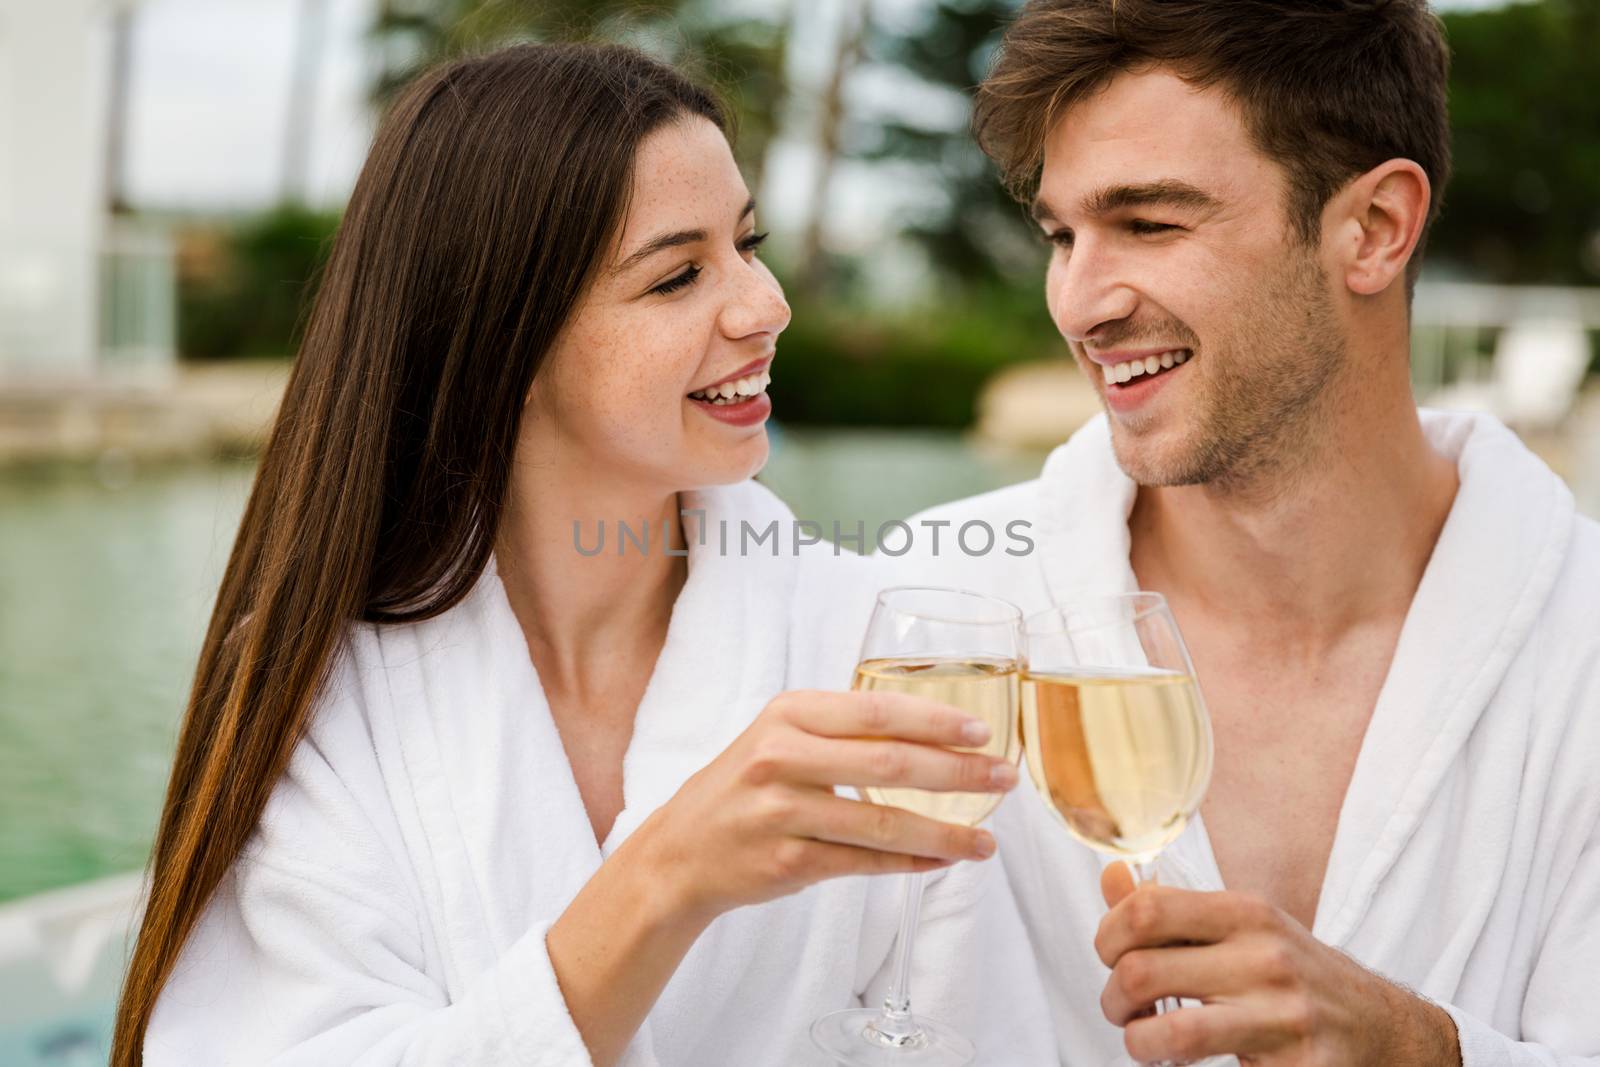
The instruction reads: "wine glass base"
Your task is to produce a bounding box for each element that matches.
[810,1008,975,1066]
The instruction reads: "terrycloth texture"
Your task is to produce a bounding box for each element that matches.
[146,478,1056,1066]
[863,410,1600,1066]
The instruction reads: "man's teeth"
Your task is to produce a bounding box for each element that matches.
[688,369,772,404]
[1102,349,1189,385]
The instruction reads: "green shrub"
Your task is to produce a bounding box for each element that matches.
[770,285,1061,428]
[178,207,340,361]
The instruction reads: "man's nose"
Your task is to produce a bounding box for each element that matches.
[1047,237,1139,344]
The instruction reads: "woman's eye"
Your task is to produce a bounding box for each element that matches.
[651,265,702,296]
[738,231,770,255]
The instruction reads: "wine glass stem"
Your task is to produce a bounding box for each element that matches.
[1130,858,1183,1021]
[875,870,928,1040]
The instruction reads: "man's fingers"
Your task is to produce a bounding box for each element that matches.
[1102,860,1136,909]
[1123,1003,1269,1064]
[1095,886,1268,967]
[796,792,997,862]
[772,688,997,748]
[1100,944,1253,1026]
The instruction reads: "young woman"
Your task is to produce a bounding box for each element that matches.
[112,43,1052,1066]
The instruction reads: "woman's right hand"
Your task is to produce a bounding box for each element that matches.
[628,688,1019,926]
[549,688,1017,1065]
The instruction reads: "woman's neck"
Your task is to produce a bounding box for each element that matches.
[494,454,688,693]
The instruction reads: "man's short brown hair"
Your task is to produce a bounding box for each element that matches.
[975,0,1452,284]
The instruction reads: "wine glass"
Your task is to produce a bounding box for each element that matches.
[1021,593,1223,1067]
[811,586,1024,1067]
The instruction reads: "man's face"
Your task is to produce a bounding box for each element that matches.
[1035,68,1345,487]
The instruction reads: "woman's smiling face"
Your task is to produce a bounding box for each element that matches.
[526,116,791,493]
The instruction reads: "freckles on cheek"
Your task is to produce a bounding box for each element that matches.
[604,379,672,439]
[636,370,706,453]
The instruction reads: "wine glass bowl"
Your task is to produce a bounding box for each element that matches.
[1021,593,1212,865]
[854,654,1021,828]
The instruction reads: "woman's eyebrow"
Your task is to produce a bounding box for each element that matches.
[613,197,757,275]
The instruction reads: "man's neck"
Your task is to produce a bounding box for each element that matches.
[1129,388,1459,651]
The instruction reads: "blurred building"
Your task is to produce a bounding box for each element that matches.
[0,0,173,384]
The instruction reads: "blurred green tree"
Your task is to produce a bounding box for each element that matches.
[847,0,1600,289]
[368,0,788,189]
[850,0,1041,290]
[178,207,341,361]
[1435,0,1600,284]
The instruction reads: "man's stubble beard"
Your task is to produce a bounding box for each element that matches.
[1109,246,1347,498]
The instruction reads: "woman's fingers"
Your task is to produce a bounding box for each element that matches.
[661,688,1017,910]
[772,688,996,748]
[766,837,960,887]
[788,791,997,861]
[747,729,1016,794]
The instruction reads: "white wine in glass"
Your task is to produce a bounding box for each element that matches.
[1019,667,1208,860]
[1022,594,1221,1067]
[856,656,1021,827]
[811,587,1024,1067]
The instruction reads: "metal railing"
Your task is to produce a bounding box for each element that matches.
[1410,281,1599,428]
[100,222,176,379]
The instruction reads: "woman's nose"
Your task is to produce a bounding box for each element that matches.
[720,257,791,340]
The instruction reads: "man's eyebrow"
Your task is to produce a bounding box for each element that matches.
[613,197,757,275]
[1081,180,1221,217]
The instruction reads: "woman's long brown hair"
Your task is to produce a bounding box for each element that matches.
[112,43,725,1065]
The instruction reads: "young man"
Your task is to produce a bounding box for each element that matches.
[879,1,1600,1063]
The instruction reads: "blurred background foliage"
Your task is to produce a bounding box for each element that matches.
[173,0,1600,426]
[176,206,340,360]
[1434,0,1600,283]
[367,0,790,187]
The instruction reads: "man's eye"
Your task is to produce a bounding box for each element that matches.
[651,265,702,296]
[1130,220,1179,235]
[1046,229,1074,248]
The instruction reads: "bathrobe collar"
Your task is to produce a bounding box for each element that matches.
[1033,410,1574,941]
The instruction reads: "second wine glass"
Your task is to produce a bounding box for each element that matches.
[1021,592,1222,1067]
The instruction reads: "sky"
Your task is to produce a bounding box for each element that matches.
[122,0,1521,231]
[124,0,376,212]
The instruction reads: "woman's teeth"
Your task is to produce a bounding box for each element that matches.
[1102,349,1190,385]
[688,369,771,405]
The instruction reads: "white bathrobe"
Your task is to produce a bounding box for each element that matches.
[145,480,1056,1066]
[862,410,1600,1066]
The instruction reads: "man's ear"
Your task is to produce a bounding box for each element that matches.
[1328,159,1431,297]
